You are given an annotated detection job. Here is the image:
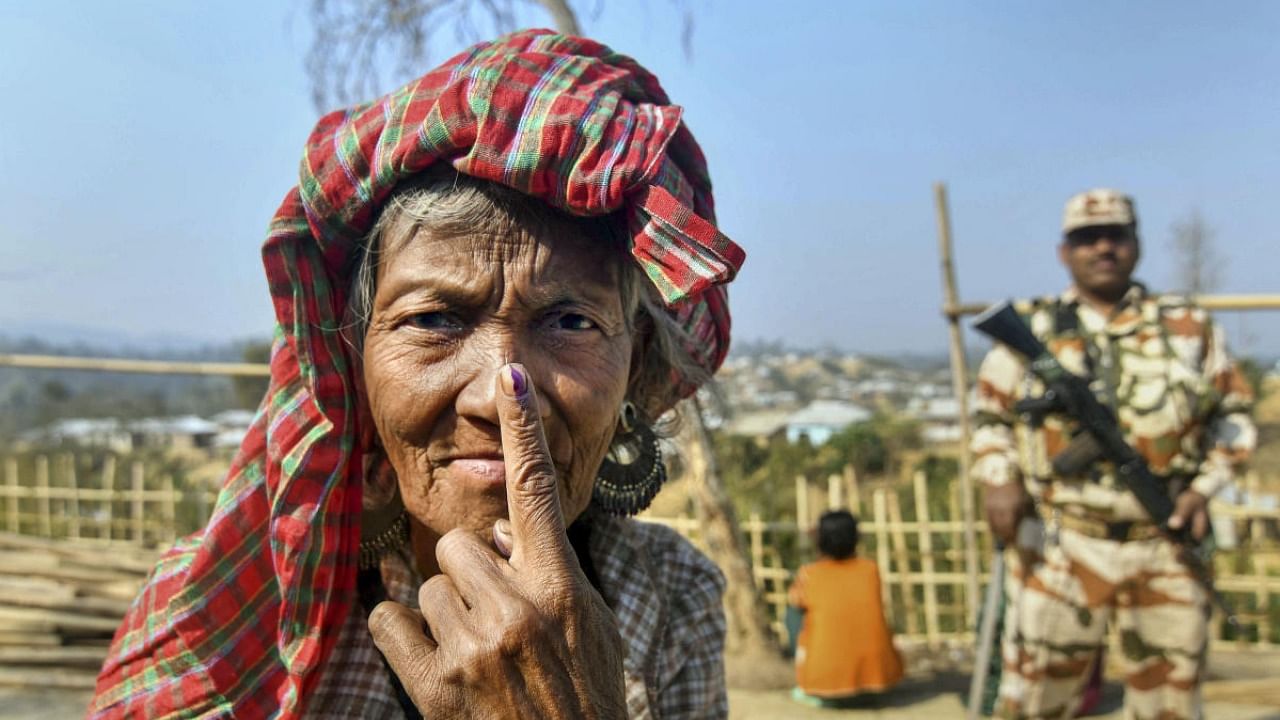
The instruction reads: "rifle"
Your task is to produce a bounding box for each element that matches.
[972,301,1236,626]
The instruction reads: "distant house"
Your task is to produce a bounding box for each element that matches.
[784,400,872,445]
[723,409,792,440]
[210,409,256,449]
[20,418,133,452]
[129,415,220,451]
[906,394,977,445]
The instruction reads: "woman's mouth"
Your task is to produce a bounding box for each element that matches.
[447,458,507,488]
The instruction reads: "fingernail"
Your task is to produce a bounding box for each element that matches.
[501,364,528,400]
[493,519,513,558]
[1168,517,1182,529]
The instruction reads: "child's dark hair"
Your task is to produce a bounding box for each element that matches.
[817,510,859,560]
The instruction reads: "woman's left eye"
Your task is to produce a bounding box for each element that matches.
[406,312,460,330]
[554,313,597,331]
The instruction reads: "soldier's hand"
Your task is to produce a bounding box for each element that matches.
[1167,489,1210,541]
[984,482,1031,546]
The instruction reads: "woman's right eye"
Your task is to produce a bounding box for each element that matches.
[405,312,460,331]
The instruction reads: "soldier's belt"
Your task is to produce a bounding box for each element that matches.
[1056,513,1162,542]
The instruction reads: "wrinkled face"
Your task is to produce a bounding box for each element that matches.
[362,219,634,549]
[1058,223,1140,302]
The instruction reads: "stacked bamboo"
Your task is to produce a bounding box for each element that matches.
[0,532,156,689]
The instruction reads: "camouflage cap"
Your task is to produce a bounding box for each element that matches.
[1062,188,1137,234]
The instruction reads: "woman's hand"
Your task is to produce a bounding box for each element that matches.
[368,363,627,718]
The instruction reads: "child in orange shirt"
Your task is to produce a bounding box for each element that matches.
[789,510,904,705]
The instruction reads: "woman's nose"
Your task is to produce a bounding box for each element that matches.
[454,333,552,426]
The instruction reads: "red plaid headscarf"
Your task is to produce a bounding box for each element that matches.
[90,29,743,717]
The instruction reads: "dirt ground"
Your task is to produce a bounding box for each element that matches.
[5,649,1279,719]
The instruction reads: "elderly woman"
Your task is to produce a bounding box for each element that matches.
[89,30,743,719]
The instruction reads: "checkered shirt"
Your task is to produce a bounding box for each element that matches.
[308,513,727,719]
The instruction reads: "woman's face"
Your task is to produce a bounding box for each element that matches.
[362,216,634,555]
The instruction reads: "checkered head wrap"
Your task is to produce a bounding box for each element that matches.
[90,29,742,718]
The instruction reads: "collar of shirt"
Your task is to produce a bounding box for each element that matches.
[1061,282,1148,336]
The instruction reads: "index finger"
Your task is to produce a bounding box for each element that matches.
[496,363,572,570]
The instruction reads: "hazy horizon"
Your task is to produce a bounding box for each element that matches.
[3,1,1278,358]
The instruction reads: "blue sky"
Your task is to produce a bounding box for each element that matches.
[2,1,1278,356]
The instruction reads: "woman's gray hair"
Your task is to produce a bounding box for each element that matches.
[344,168,707,425]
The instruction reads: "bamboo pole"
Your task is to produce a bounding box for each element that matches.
[35,456,51,538]
[0,354,270,376]
[827,474,842,510]
[64,454,81,540]
[749,511,764,587]
[130,462,145,543]
[102,455,116,541]
[934,182,981,628]
[948,482,964,566]
[873,489,892,612]
[845,465,862,516]
[945,294,1280,319]
[886,489,920,635]
[161,474,177,545]
[914,471,941,646]
[1259,556,1273,646]
[4,458,17,533]
[795,475,810,557]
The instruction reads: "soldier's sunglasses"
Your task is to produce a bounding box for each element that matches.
[1065,225,1136,248]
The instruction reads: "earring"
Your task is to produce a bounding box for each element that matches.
[593,401,667,516]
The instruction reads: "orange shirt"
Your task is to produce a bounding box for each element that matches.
[789,557,903,696]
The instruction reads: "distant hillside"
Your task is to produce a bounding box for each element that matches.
[0,334,271,441]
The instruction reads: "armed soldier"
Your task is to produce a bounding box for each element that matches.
[971,189,1256,719]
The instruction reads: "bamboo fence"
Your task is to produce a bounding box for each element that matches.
[0,450,1277,690]
[0,452,216,547]
[646,469,1280,652]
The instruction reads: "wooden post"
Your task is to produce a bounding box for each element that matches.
[886,489,920,636]
[101,455,116,541]
[161,474,177,545]
[845,464,862,516]
[949,482,964,566]
[63,454,81,540]
[873,488,892,612]
[795,475,810,556]
[131,462,145,543]
[4,457,18,533]
[1259,556,1273,647]
[749,511,764,588]
[195,485,209,535]
[1247,471,1263,546]
[827,474,842,510]
[935,181,981,627]
[914,471,941,646]
[35,455,51,538]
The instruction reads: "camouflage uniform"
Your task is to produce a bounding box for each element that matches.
[971,194,1255,720]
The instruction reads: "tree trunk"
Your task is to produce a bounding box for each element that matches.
[534,0,581,35]
[680,397,777,657]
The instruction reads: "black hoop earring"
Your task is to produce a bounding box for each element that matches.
[593,401,666,516]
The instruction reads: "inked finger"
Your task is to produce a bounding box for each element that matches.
[495,363,571,569]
